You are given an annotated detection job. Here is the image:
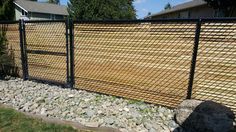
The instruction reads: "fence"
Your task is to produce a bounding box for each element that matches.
[0,18,235,113]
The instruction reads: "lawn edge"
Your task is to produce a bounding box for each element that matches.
[0,103,120,132]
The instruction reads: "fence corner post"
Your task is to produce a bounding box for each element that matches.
[69,18,75,88]
[187,18,202,99]
[19,19,28,80]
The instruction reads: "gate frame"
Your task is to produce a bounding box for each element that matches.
[20,19,70,86]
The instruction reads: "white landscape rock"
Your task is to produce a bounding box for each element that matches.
[0,78,178,132]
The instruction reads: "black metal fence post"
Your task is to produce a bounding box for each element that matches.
[22,20,29,80]
[19,19,28,80]
[187,19,202,99]
[65,18,70,86]
[69,19,75,87]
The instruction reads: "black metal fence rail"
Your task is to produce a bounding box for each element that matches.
[0,18,235,112]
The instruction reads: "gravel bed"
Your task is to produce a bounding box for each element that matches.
[0,78,181,132]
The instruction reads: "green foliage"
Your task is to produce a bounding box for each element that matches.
[0,106,78,132]
[0,0,15,20]
[0,31,6,56]
[95,94,102,103]
[48,0,60,4]
[164,2,172,10]
[127,99,145,105]
[67,0,136,20]
[0,27,13,66]
[0,0,16,76]
[0,26,16,78]
[204,0,236,17]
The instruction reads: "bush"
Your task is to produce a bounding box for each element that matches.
[0,27,17,78]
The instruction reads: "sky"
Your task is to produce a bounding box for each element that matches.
[133,0,191,19]
[39,0,192,19]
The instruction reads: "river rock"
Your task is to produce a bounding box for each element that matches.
[0,78,179,132]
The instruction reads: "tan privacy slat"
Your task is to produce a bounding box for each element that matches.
[192,22,236,113]
[0,24,22,77]
[75,78,184,108]
[2,20,236,114]
[25,22,66,83]
[74,22,195,108]
[74,21,236,114]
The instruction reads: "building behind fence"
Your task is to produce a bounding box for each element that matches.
[0,18,235,113]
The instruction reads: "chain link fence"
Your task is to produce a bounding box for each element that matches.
[73,21,196,107]
[192,19,236,112]
[0,18,235,113]
[0,22,22,77]
[24,21,68,84]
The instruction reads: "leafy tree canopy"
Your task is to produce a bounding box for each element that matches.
[67,0,136,20]
[48,0,60,4]
[164,3,172,10]
[204,0,236,16]
[0,0,14,20]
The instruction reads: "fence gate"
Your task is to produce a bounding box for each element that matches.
[22,21,68,85]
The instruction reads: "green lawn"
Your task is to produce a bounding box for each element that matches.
[0,106,79,132]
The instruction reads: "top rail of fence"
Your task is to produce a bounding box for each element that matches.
[1,17,236,25]
[73,18,199,24]
[24,20,66,23]
[0,21,19,24]
[73,17,236,23]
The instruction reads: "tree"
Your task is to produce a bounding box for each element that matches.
[67,0,136,20]
[0,0,14,63]
[48,0,60,4]
[0,0,15,76]
[164,3,172,10]
[204,0,236,17]
[0,0,14,20]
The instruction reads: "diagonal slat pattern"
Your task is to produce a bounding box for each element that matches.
[74,22,196,107]
[24,22,67,83]
[192,21,236,113]
[0,23,22,77]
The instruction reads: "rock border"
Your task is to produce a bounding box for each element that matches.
[0,104,120,132]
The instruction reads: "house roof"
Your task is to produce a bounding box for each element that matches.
[14,0,68,16]
[145,0,207,18]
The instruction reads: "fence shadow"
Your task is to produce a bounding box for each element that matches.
[174,101,235,132]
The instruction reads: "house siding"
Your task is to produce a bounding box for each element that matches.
[189,5,215,18]
[151,5,216,19]
[150,4,236,19]
[15,5,28,20]
[30,12,51,20]
[55,15,64,20]
[15,6,21,20]
[30,13,66,20]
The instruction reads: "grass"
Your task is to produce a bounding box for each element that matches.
[127,99,145,105]
[0,106,80,132]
